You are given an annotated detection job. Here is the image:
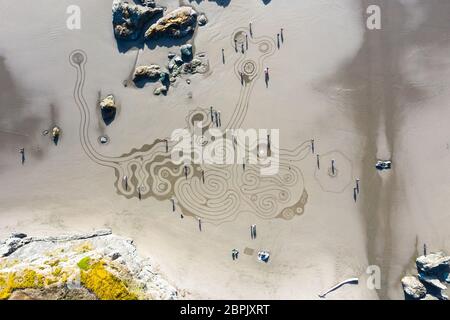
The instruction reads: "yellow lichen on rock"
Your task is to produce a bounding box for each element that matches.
[0,269,45,300]
[74,242,94,254]
[80,261,138,300]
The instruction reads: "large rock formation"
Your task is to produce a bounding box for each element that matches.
[401,251,450,300]
[416,251,450,272]
[99,95,117,126]
[401,276,427,299]
[0,230,177,300]
[132,65,162,87]
[144,7,198,40]
[112,0,163,41]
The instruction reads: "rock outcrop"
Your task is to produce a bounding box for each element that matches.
[416,251,450,272]
[180,44,193,60]
[133,65,162,82]
[198,13,208,27]
[99,95,117,126]
[0,230,177,300]
[401,251,450,300]
[167,50,209,81]
[144,7,198,40]
[132,65,164,89]
[112,0,163,41]
[401,276,427,299]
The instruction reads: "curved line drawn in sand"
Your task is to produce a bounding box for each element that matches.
[70,30,320,225]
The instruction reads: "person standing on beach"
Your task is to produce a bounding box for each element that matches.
[184,165,189,179]
[264,67,269,87]
[251,224,257,239]
[19,148,25,165]
[123,175,128,191]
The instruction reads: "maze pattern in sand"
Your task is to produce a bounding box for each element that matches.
[68,29,340,224]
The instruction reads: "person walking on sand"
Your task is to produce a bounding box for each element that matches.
[19,148,25,165]
[123,175,128,191]
[184,165,189,180]
[251,224,257,239]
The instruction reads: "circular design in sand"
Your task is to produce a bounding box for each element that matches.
[327,167,339,177]
[258,42,270,53]
[70,51,85,65]
[243,60,257,76]
[69,29,310,225]
[234,31,247,46]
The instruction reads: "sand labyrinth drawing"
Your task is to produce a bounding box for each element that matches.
[70,29,316,225]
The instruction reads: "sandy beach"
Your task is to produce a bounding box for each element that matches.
[1,0,450,300]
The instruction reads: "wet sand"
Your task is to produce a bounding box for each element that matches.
[1,0,450,299]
